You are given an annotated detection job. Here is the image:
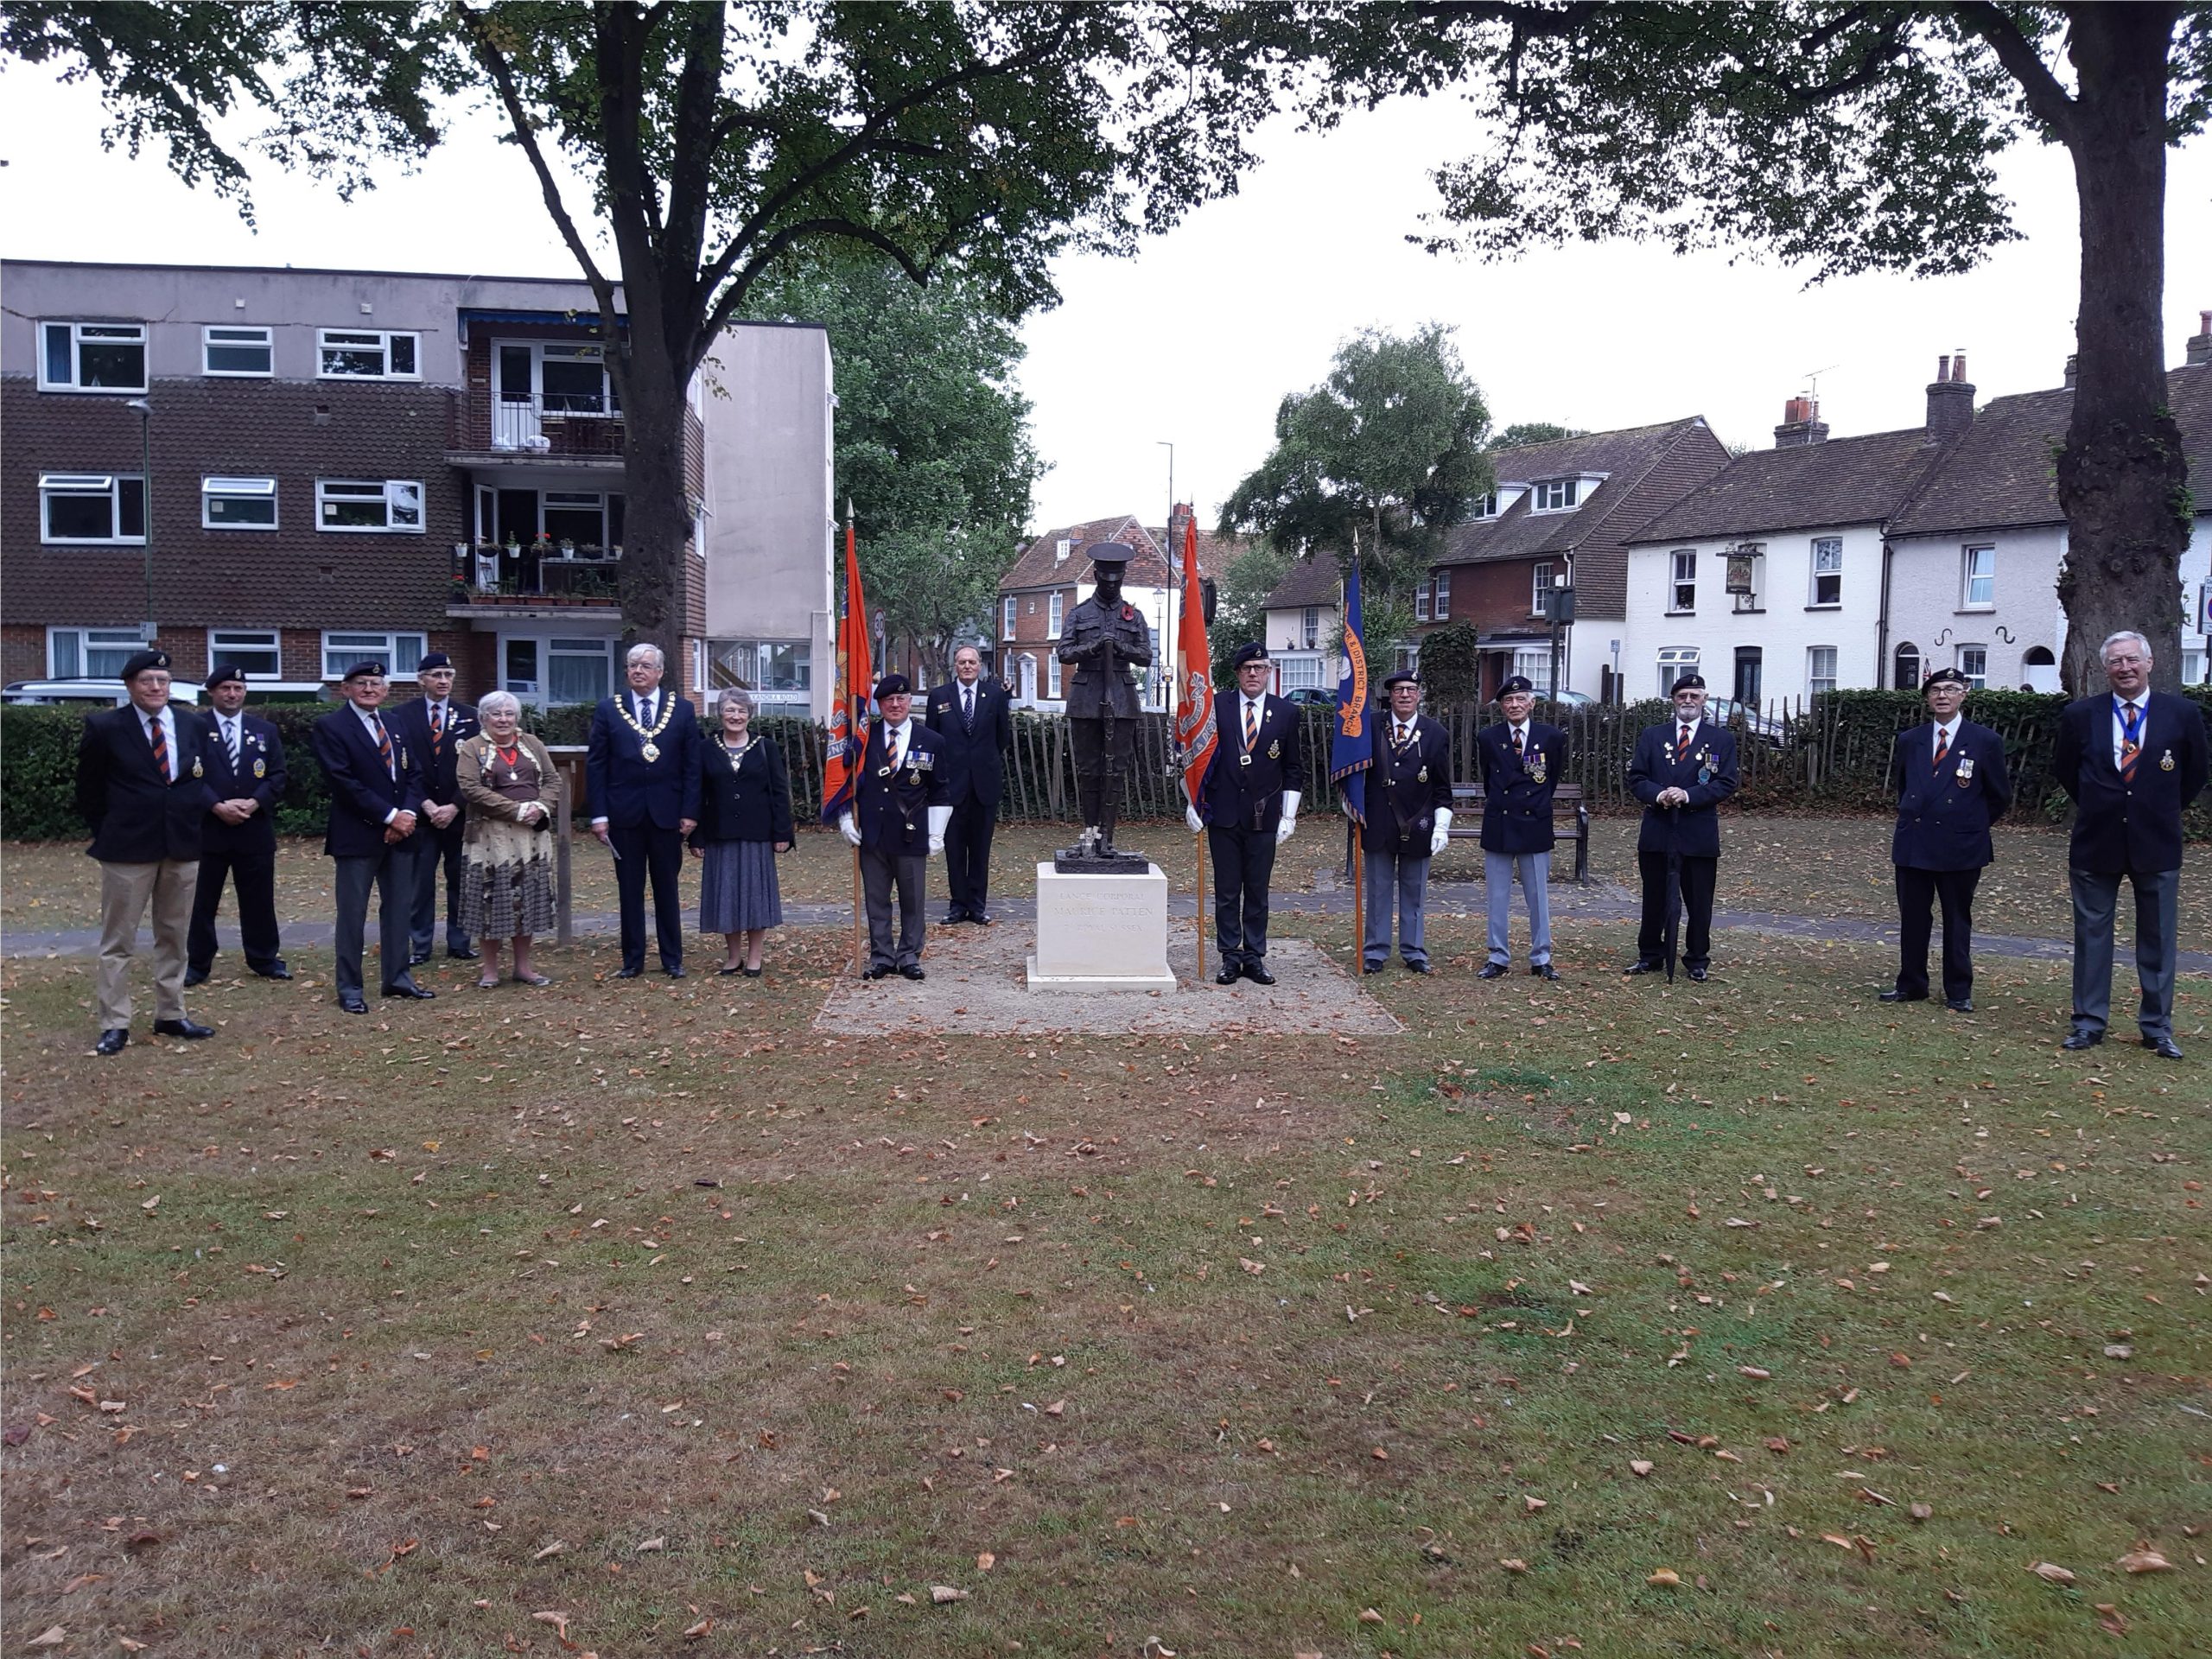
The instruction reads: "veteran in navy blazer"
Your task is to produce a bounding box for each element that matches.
[386,652,479,964]
[75,648,219,1054]
[312,660,429,1012]
[587,643,702,977]
[186,663,290,984]
[1882,668,2013,1011]
[837,675,951,980]
[1476,676,1567,980]
[1625,674,1739,979]
[1358,670,1455,974]
[2050,631,2210,1058]
[923,645,1014,924]
[1190,643,1306,985]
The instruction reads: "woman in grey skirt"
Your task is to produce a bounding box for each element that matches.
[455,691,561,987]
[688,689,793,976]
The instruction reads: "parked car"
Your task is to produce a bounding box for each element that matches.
[1539,689,1598,708]
[4,678,203,708]
[1284,687,1337,709]
[1703,695,1788,747]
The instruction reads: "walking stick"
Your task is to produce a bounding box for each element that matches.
[1662,840,1682,983]
[851,842,864,973]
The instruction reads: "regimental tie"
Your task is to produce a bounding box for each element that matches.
[1243,700,1260,753]
[147,712,170,782]
[1677,723,1694,761]
[374,715,395,781]
[2119,699,2143,781]
[1933,725,1950,775]
[224,716,241,767]
[430,702,445,753]
[962,684,976,734]
[1511,725,1525,760]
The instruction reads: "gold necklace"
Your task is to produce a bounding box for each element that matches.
[716,733,751,774]
[615,688,677,761]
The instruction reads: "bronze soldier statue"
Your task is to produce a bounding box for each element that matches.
[1056,543,1154,861]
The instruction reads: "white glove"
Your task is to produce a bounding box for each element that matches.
[1275,790,1300,846]
[1429,806,1452,858]
[1185,805,1205,835]
[838,813,861,849]
[926,804,952,856]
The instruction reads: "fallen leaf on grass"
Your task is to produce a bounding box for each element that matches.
[1737,1366,1771,1380]
[1630,1460,1655,1478]
[1910,1503,1933,1522]
[531,1540,566,1561]
[635,1535,665,1554]
[25,1628,65,1649]
[2028,1562,2076,1585]
[2094,1605,2128,1635]
[930,1586,969,1604]
[976,1552,995,1571]
[1358,1607,1384,1623]
[531,1611,570,1637]
[1647,1568,1681,1586]
[1523,1496,1548,1513]
[1500,1558,1529,1573]
[2117,1548,2173,1573]
[682,1617,713,1639]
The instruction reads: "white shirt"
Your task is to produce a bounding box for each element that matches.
[1676,721,1697,753]
[632,690,659,728]
[215,710,245,764]
[353,702,399,822]
[880,717,912,771]
[960,682,976,719]
[425,698,449,734]
[1241,695,1266,742]
[2110,692,2149,767]
[137,705,177,782]
[1506,720,1528,751]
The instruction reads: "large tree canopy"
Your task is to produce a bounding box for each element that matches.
[1224,0,2212,692]
[745,257,1042,682]
[2,1,1278,662]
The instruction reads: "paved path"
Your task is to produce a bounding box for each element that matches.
[10,882,2206,973]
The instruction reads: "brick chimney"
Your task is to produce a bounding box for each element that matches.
[1773,394,1830,448]
[2188,309,2211,368]
[2063,353,2077,390]
[1925,349,1974,441]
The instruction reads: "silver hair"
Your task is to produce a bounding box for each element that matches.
[2099,631,2152,663]
[477,690,522,720]
[716,685,755,714]
[626,642,665,669]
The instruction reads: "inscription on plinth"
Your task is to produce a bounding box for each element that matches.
[1025,861,1176,993]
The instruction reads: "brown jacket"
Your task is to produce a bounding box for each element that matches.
[455,732,562,842]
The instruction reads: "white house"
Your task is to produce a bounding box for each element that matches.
[1259,554,1340,694]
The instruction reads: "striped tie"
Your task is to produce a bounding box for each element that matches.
[147,713,169,782]
[1512,726,1525,758]
[1933,726,1949,775]
[1243,700,1259,752]
[2119,701,2141,781]
[226,717,241,767]
[1676,724,1694,761]
[373,715,394,780]
[430,702,445,752]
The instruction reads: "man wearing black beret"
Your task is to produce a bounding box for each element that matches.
[186,663,291,986]
[1625,672,1738,980]
[312,660,429,1013]
[1189,642,1303,985]
[1882,667,2012,1012]
[836,673,950,980]
[1476,675,1567,981]
[1361,670,1454,974]
[74,648,217,1054]
[387,651,480,965]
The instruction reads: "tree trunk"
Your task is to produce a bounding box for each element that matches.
[2055,3,2190,695]
[616,364,690,673]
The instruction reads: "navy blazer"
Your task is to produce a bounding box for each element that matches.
[1627,716,1739,858]
[690,735,795,848]
[2050,691,2209,874]
[312,704,426,859]
[1362,713,1455,855]
[1476,720,1567,855]
[386,696,479,808]
[1889,719,2013,871]
[586,691,702,831]
[1198,693,1306,832]
[75,703,216,864]
[195,709,288,855]
[922,677,1014,806]
[855,720,949,855]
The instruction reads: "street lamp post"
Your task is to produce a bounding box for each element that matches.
[127,397,155,642]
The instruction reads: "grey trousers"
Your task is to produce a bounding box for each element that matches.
[1363,843,1432,966]
[2069,866,2180,1038]
[1484,850,1553,965]
[861,844,926,970]
[334,846,415,998]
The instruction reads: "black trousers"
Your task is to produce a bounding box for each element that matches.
[610,822,685,971]
[944,792,998,917]
[333,845,415,997]
[1637,850,1718,969]
[860,844,927,969]
[1208,825,1278,967]
[409,811,470,954]
[1896,864,1981,1001]
[188,842,282,972]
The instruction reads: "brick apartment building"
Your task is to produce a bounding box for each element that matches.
[2,259,835,716]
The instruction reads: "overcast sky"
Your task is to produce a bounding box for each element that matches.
[4,64,2207,537]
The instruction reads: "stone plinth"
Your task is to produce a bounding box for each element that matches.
[1025,861,1176,992]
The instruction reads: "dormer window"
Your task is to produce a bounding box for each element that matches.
[1471,492,1500,519]
[1529,479,1580,512]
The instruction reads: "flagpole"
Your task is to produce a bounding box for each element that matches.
[1344,550,1364,965]
[846,504,865,974]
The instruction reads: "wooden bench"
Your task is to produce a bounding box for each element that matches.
[1445,782,1591,884]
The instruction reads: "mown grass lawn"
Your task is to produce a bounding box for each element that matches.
[2,911,2206,1657]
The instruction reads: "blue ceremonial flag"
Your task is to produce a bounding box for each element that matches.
[1329,556,1371,825]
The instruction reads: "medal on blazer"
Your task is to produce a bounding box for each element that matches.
[191,755,203,779]
[1417,765,1428,783]
[1268,739,1281,760]
[2161,749,2176,771]
[252,757,266,779]
[1529,754,1546,784]
[1955,755,1975,785]
[616,693,676,763]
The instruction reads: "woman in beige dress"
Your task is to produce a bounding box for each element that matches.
[455,691,561,987]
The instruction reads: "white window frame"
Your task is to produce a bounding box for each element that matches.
[1656,646,1700,698]
[39,473,145,544]
[1431,568,1451,620]
[1961,544,1995,610]
[321,631,428,683]
[1048,592,1064,639]
[1531,561,1555,617]
[317,328,421,381]
[1956,644,1988,690]
[1003,596,1017,640]
[1808,537,1843,607]
[48,626,152,679]
[207,628,283,680]
[1807,645,1839,697]
[202,325,274,377]
[202,475,279,531]
[1512,645,1555,697]
[1047,651,1062,699]
[1301,606,1320,648]
[317,478,425,534]
[1669,550,1696,613]
[1471,491,1500,520]
[1529,479,1580,513]
[1414,580,1431,622]
[38,321,147,392]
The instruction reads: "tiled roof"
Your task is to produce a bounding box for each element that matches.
[1000,513,1163,590]
[1891,365,2212,537]
[1145,521,1256,585]
[1630,426,1948,544]
[1262,556,1343,610]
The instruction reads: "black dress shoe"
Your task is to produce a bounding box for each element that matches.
[1529,963,1560,982]
[183,966,210,988]
[615,965,645,979]
[1878,988,1926,1003]
[382,982,436,1000]
[1686,965,1708,982]
[94,1027,129,1057]
[1624,960,1662,976]
[1406,960,1432,975]
[1363,962,1387,975]
[251,961,292,980]
[899,964,926,982]
[448,944,480,962]
[2143,1033,2184,1059]
[1946,999,1974,1014]
[970,912,993,926]
[1477,962,1509,980]
[339,995,368,1014]
[408,951,434,968]
[1216,966,1243,986]
[664,964,687,979]
[2061,1028,2103,1051]
[941,912,968,927]
[863,966,890,982]
[153,1017,214,1040]
[1243,963,1276,987]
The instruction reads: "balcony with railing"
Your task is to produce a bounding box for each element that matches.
[449,540,624,614]
[448,390,628,465]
